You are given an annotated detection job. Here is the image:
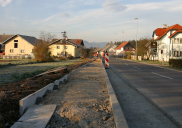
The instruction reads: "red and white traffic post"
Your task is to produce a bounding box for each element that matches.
[105,52,109,68]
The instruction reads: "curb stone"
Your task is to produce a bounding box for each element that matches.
[102,63,129,128]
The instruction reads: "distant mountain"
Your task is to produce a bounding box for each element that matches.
[83,40,107,48]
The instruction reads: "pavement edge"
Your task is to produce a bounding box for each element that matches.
[102,63,129,128]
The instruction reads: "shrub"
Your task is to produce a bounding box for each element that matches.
[169,59,182,68]
[33,41,54,62]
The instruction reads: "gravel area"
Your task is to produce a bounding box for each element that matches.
[40,59,116,128]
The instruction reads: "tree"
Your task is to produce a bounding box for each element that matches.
[39,31,56,44]
[137,37,151,57]
[33,41,53,62]
[33,32,55,62]
[80,47,87,58]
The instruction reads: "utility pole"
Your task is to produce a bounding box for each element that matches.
[134,18,138,60]
[61,31,67,56]
[122,31,124,59]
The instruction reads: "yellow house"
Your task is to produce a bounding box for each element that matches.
[48,39,84,57]
[2,34,39,56]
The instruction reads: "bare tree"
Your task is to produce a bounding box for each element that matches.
[39,31,56,44]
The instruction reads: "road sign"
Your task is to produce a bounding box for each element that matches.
[151,48,157,54]
[151,42,157,54]
[151,42,157,48]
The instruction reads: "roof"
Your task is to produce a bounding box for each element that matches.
[0,35,14,44]
[100,45,111,52]
[48,39,84,47]
[168,30,182,38]
[2,34,39,46]
[154,24,182,40]
[116,42,130,50]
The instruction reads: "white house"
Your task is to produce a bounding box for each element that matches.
[152,24,182,61]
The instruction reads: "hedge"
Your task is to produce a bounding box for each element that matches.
[169,59,182,68]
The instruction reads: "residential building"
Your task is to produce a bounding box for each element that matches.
[2,34,40,56]
[48,39,84,57]
[152,24,182,61]
[116,42,135,56]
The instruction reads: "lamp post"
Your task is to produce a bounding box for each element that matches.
[122,31,124,58]
[134,18,138,60]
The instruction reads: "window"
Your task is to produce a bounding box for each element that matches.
[10,49,14,53]
[173,51,179,57]
[14,40,18,42]
[180,38,182,44]
[64,46,67,49]
[174,38,178,44]
[20,49,25,53]
[57,46,60,49]
[14,43,18,48]
[180,51,182,57]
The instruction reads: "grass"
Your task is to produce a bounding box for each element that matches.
[0,59,86,85]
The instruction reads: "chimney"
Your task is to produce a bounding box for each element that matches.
[163,24,167,29]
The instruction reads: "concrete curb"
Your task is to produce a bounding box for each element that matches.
[19,59,94,116]
[110,66,182,128]
[102,64,129,128]
[19,74,69,116]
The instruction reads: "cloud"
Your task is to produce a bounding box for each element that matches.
[0,0,12,7]
[102,0,127,13]
[60,12,70,18]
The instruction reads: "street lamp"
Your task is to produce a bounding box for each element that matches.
[134,18,138,60]
[122,31,124,58]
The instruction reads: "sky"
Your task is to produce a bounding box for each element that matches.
[0,0,182,43]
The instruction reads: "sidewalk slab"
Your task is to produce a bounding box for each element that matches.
[12,105,56,128]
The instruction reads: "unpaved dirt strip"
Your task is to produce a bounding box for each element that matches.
[40,59,116,128]
[106,68,179,128]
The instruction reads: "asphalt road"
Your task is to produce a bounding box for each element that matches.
[108,57,182,127]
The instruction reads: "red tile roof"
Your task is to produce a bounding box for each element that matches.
[154,24,182,40]
[116,42,129,50]
[168,30,182,38]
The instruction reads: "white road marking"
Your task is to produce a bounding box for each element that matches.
[133,66,141,69]
[151,72,173,80]
[124,63,128,65]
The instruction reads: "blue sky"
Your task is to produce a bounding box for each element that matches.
[0,0,182,43]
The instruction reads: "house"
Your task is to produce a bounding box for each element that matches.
[48,39,84,57]
[116,42,135,56]
[2,34,40,56]
[0,34,14,53]
[152,24,182,61]
[108,45,117,56]
[99,45,111,57]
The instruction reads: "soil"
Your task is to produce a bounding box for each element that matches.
[41,59,116,128]
[0,59,92,128]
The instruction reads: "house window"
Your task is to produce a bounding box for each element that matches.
[174,38,178,44]
[14,43,18,48]
[10,49,14,53]
[64,46,67,49]
[180,51,182,57]
[180,38,182,44]
[173,51,179,57]
[14,40,18,42]
[20,49,25,53]
[57,46,60,49]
